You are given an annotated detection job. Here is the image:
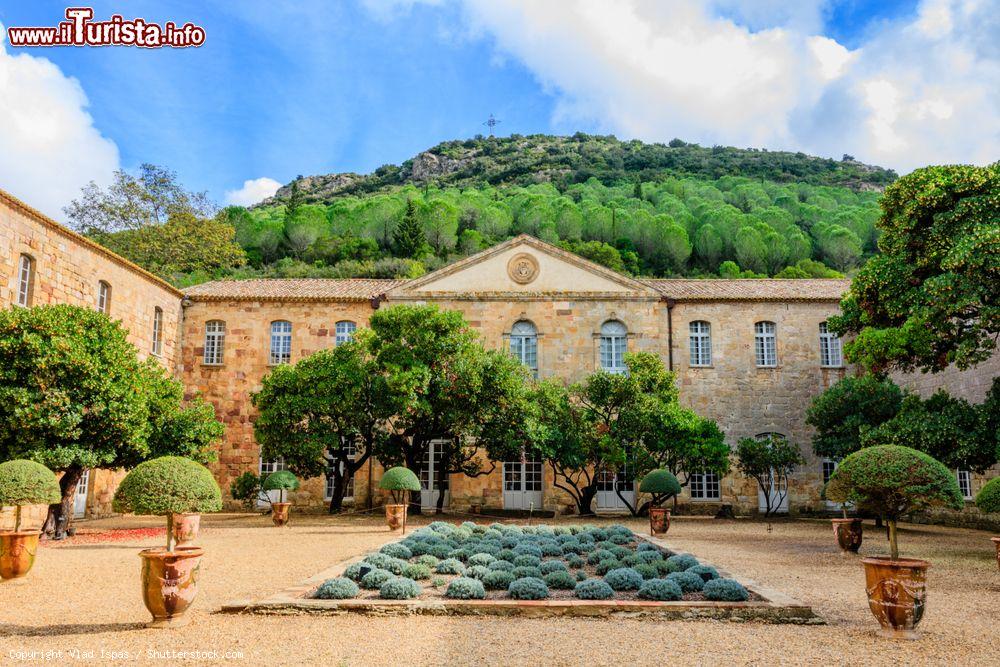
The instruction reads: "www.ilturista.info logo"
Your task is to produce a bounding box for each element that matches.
[6,7,206,48]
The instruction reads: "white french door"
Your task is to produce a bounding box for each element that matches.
[419,441,449,509]
[73,470,90,518]
[503,456,543,510]
[758,470,789,513]
[597,465,635,511]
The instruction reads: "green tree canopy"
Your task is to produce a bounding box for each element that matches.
[806,375,904,460]
[735,435,804,518]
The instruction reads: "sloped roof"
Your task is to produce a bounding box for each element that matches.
[184,278,406,302]
[639,278,850,302]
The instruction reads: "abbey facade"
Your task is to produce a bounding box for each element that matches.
[2,188,993,519]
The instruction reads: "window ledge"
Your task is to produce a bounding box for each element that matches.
[689,364,714,369]
[689,497,721,502]
[202,362,224,368]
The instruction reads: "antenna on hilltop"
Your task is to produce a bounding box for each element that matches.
[483,113,501,136]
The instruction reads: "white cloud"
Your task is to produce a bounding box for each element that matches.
[374,0,999,173]
[224,177,282,206]
[0,27,119,220]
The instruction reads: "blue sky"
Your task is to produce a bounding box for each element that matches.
[1,0,996,219]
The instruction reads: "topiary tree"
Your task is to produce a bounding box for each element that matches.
[261,470,299,504]
[113,456,222,552]
[379,467,420,505]
[976,478,1000,515]
[735,435,804,518]
[825,445,963,560]
[638,470,682,508]
[0,460,61,532]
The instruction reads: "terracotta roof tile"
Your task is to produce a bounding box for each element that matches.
[183,278,405,302]
[638,278,850,302]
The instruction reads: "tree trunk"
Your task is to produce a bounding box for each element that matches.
[327,470,346,514]
[577,486,597,516]
[435,475,448,515]
[45,466,83,539]
[888,519,899,560]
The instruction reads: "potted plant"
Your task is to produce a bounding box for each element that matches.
[0,460,61,579]
[262,470,299,527]
[638,469,681,535]
[113,456,222,628]
[975,477,1000,570]
[825,445,963,639]
[823,484,863,554]
[378,466,420,533]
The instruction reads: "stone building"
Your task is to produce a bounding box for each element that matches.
[1,187,995,519]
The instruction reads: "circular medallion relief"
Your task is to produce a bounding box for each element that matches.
[507,253,540,285]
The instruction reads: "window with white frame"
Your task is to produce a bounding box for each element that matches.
[822,459,838,485]
[754,321,777,367]
[16,254,34,307]
[97,281,111,315]
[269,320,292,365]
[689,472,720,500]
[510,320,538,378]
[599,320,628,374]
[819,322,843,367]
[335,320,356,346]
[325,441,357,500]
[203,320,226,365]
[957,470,973,500]
[151,307,163,356]
[689,320,712,366]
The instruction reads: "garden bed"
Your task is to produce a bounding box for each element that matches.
[225,521,819,623]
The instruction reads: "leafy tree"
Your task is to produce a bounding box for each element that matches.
[393,199,428,258]
[735,435,804,518]
[806,375,904,461]
[831,164,1000,373]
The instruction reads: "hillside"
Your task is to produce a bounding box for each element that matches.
[265,134,896,206]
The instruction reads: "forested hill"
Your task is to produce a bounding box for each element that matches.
[265,134,896,205]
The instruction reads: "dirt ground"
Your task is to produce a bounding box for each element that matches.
[1,512,997,666]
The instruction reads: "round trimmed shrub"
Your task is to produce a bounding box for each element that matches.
[566,554,585,569]
[343,561,368,582]
[435,558,465,575]
[314,577,359,599]
[468,553,496,567]
[604,567,644,591]
[364,553,406,575]
[608,533,631,545]
[113,456,223,516]
[609,545,631,559]
[500,535,520,549]
[512,566,543,580]
[360,568,394,589]
[635,550,663,563]
[402,563,432,580]
[543,570,577,590]
[687,565,720,582]
[380,576,422,600]
[639,469,682,504]
[446,577,487,599]
[595,559,621,575]
[262,470,299,494]
[498,548,516,561]
[513,554,541,568]
[0,460,61,507]
[539,560,567,575]
[574,569,588,582]
[637,578,682,601]
[488,559,515,572]
[474,542,502,557]
[448,548,472,562]
[634,563,658,580]
[482,570,516,590]
[539,541,563,556]
[637,542,659,552]
[379,543,413,560]
[703,578,750,601]
[465,565,490,581]
[379,467,421,505]
[976,477,1000,515]
[653,559,673,575]
[587,549,615,565]
[512,543,543,558]
[429,543,453,559]
[667,570,705,593]
[666,554,699,573]
[415,554,440,568]
[508,577,549,600]
[574,578,614,600]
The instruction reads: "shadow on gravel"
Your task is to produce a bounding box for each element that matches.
[0,622,145,637]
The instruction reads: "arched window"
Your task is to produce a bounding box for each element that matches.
[203,320,226,365]
[600,320,628,374]
[97,281,111,315]
[269,321,292,365]
[335,320,356,346]
[819,322,843,367]
[509,320,538,378]
[689,320,712,367]
[16,254,34,307]
[151,307,163,356]
[754,321,777,367]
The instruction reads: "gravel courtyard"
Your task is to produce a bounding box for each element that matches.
[1,513,997,666]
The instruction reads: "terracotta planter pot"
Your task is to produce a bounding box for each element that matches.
[171,513,201,545]
[832,518,863,553]
[138,546,204,628]
[649,507,670,535]
[992,537,1000,571]
[861,556,929,639]
[271,502,291,527]
[385,504,407,531]
[0,531,41,579]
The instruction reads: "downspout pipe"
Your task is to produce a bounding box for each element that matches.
[662,297,676,371]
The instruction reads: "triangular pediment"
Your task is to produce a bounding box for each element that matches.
[387,235,660,300]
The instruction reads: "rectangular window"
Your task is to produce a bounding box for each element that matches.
[510,321,539,378]
[259,457,286,476]
[17,254,34,307]
[151,307,163,356]
[600,321,628,374]
[689,321,712,366]
[689,472,720,500]
[269,321,292,365]
[754,321,777,367]
[325,442,357,500]
[203,320,225,365]
[822,459,837,485]
[97,281,111,315]
[957,470,973,500]
[819,322,843,367]
[335,321,356,346]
